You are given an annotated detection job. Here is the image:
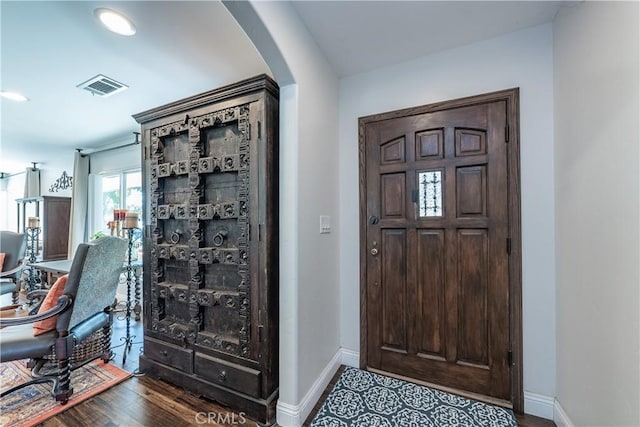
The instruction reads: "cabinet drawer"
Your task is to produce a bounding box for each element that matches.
[145,337,193,373]
[195,353,261,398]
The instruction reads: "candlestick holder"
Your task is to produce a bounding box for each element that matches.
[109,209,131,238]
[117,226,142,364]
[24,226,41,292]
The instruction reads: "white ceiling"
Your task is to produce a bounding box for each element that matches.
[0,0,566,174]
[0,0,270,173]
[292,1,567,77]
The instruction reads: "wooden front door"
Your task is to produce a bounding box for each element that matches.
[359,89,522,409]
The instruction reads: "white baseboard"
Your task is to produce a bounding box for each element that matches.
[276,400,301,427]
[554,399,575,427]
[524,391,554,420]
[276,349,342,427]
[340,348,359,367]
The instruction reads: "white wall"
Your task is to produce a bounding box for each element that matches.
[225,2,341,425]
[0,173,26,231]
[339,24,557,408]
[554,2,640,426]
[41,159,74,198]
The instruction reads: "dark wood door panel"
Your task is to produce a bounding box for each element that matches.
[415,229,446,359]
[380,136,406,165]
[361,91,521,409]
[380,173,406,219]
[457,228,490,368]
[378,349,493,396]
[380,228,408,353]
[455,128,487,157]
[415,129,445,160]
[457,165,488,217]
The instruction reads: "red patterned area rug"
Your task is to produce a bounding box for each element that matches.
[0,359,132,427]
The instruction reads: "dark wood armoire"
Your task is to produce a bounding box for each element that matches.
[133,75,279,425]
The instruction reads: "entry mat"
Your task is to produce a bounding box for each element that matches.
[310,367,517,426]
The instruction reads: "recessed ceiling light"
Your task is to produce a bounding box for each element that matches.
[0,91,28,102]
[95,8,136,36]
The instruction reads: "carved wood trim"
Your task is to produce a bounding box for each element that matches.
[132,75,278,124]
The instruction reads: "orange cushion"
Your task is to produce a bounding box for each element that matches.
[33,274,68,336]
[0,252,5,273]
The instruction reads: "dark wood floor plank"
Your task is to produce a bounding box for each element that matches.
[516,412,557,427]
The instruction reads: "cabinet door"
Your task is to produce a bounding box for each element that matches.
[147,102,256,360]
[43,198,70,260]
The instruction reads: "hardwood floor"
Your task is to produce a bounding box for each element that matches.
[36,316,555,427]
[41,374,254,427]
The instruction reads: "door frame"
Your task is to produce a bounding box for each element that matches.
[358,88,523,412]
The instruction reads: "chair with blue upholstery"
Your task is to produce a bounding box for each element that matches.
[0,236,127,404]
[0,231,28,304]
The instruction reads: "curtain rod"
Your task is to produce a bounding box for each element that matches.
[83,132,141,156]
[1,134,141,177]
[0,161,40,178]
[0,171,26,179]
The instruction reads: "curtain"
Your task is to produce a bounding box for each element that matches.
[68,152,90,257]
[23,167,40,197]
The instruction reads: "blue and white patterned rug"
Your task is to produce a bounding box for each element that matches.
[310,367,517,427]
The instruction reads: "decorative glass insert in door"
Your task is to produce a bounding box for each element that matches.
[418,170,443,217]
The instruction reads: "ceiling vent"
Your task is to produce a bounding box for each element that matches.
[77,74,128,97]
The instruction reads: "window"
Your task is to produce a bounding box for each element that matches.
[124,171,142,219]
[101,175,121,228]
[91,169,142,236]
[418,170,443,217]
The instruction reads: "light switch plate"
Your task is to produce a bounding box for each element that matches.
[320,215,331,234]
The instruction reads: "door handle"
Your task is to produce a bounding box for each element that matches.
[370,248,378,256]
[369,215,379,225]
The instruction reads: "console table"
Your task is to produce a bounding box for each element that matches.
[29,259,71,287]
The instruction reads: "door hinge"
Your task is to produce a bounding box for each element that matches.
[506,238,512,255]
[258,325,264,342]
[258,120,262,140]
[508,350,514,366]
[505,126,510,143]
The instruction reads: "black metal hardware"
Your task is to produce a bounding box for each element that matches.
[213,229,228,247]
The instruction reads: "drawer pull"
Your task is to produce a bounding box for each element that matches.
[219,370,227,382]
[160,350,168,357]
